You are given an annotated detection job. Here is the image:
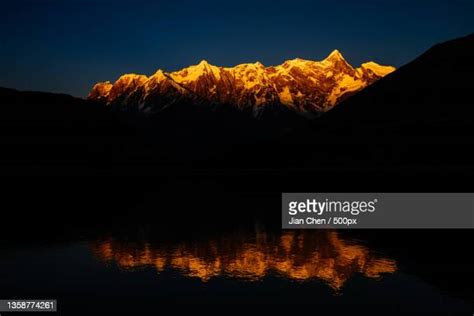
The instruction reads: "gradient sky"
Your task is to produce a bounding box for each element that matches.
[1,0,473,97]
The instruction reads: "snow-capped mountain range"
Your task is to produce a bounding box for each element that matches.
[88,50,395,115]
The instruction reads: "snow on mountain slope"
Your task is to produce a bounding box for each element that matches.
[88,50,395,115]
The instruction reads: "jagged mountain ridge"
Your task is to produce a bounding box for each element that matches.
[88,50,395,114]
[316,33,474,135]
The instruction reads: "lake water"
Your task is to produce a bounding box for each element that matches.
[1,178,472,314]
[0,222,471,315]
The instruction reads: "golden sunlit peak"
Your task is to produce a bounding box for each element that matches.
[325,49,346,61]
[89,51,395,111]
[285,57,309,62]
[115,73,148,84]
[150,69,167,80]
[92,81,112,88]
[282,57,312,67]
[87,81,113,100]
[360,61,396,77]
[198,59,211,67]
[233,61,266,69]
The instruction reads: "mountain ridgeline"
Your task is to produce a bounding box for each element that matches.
[88,50,394,115]
[317,33,474,137]
[1,34,473,179]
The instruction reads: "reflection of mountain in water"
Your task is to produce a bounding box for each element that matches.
[90,230,396,290]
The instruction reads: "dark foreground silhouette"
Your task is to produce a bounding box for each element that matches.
[1,34,473,179]
[0,34,473,315]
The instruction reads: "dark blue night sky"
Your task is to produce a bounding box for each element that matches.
[1,0,473,97]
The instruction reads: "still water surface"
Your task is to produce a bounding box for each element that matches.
[0,225,471,314]
[90,230,396,288]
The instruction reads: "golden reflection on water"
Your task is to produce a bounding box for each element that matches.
[90,230,396,290]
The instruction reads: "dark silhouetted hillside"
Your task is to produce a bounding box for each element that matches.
[317,33,474,136]
[0,87,139,175]
[0,87,128,136]
[1,34,473,182]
